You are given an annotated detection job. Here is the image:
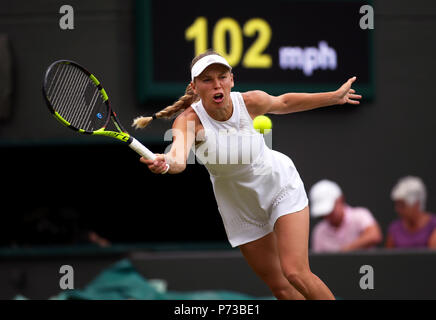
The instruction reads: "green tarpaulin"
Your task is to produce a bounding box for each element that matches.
[18,259,274,300]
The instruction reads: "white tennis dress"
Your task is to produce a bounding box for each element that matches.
[191,92,308,247]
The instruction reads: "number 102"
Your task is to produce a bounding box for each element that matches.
[185,17,272,69]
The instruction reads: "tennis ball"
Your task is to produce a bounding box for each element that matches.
[253,115,272,134]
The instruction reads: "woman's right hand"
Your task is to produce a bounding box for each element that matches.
[140,154,169,174]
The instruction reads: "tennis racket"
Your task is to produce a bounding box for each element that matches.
[42,60,169,173]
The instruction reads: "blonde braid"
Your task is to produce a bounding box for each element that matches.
[132,83,199,129]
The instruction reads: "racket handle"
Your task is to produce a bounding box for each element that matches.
[129,137,170,174]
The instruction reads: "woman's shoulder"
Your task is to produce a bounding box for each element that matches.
[241,90,269,105]
[173,106,203,133]
[240,90,271,118]
[177,106,200,121]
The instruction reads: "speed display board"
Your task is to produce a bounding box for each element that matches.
[135,0,374,102]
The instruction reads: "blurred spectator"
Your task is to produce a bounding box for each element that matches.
[12,206,111,248]
[386,176,436,249]
[309,179,382,253]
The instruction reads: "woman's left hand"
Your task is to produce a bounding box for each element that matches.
[335,76,362,105]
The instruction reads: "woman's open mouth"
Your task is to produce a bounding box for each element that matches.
[213,93,224,103]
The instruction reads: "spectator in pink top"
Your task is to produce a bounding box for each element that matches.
[309,180,383,253]
[386,176,436,249]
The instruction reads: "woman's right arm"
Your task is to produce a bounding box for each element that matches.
[140,108,199,174]
[385,233,395,248]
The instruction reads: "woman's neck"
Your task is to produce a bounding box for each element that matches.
[203,100,234,122]
[404,211,430,232]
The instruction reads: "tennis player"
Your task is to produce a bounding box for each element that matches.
[133,50,361,300]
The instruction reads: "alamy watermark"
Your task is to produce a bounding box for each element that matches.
[59,5,74,30]
[59,265,74,290]
[58,5,373,31]
[360,5,374,30]
[359,264,374,290]
[162,121,272,164]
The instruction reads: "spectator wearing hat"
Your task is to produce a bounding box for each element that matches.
[386,176,436,249]
[309,179,382,253]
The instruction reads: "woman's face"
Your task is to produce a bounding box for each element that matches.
[325,197,345,227]
[191,64,234,110]
[394,200,420,221]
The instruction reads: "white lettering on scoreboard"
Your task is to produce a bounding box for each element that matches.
[279,41,337,76]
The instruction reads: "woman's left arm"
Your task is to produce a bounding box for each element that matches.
[244,76,362,117]
[428,229,436,249]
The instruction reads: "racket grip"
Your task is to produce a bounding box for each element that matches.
[129,137,170,174]
[129,137,155,160]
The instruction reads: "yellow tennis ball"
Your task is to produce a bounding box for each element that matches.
[253,115,272,134]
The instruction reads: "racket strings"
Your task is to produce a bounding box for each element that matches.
[58,67,86,123]
[46,63,107,131]
[61,67,88,125]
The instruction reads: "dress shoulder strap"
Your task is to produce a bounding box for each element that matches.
[231,92,256,134]
[190,99,213,130]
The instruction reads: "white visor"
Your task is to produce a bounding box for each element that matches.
[191,55,232,81]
